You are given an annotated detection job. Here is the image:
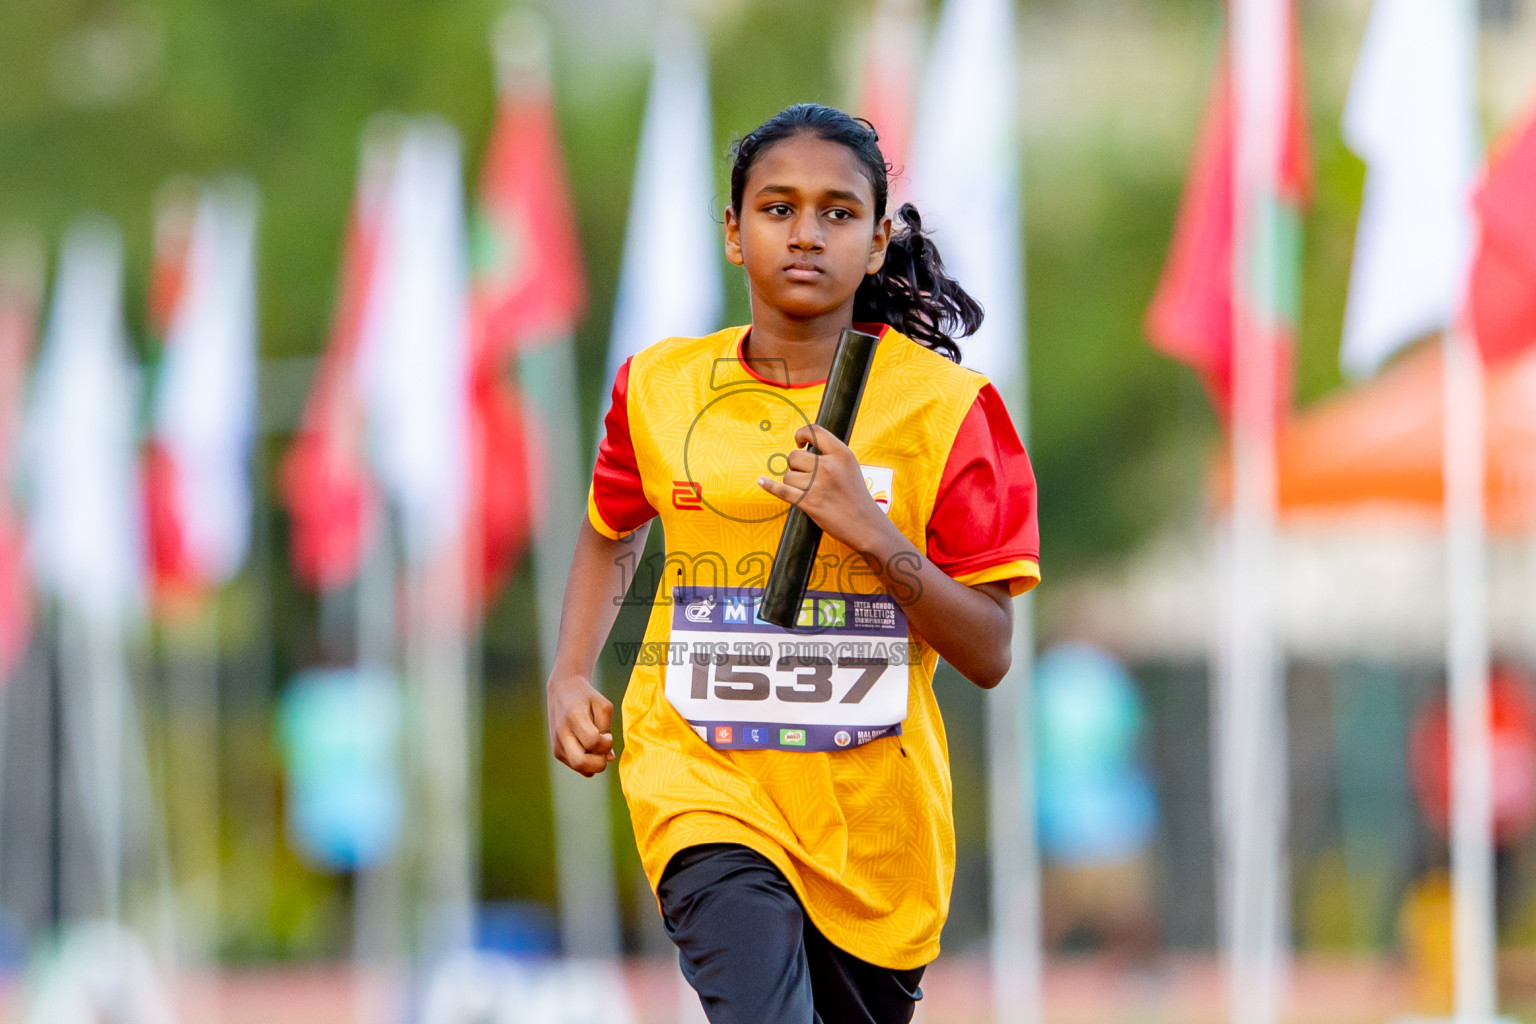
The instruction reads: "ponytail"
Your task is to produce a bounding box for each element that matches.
[729,104,985,363]
[854,203,983,363]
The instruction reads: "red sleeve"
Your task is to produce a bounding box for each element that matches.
[925,383,1041,596]
[588,357,657,538]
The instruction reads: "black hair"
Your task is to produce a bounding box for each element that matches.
[728,103,983,363]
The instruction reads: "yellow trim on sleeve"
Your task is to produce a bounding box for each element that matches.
[586,485,625,540]
[954,559,1041,598]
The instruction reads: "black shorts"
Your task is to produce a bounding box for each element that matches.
[657,843,927,1024]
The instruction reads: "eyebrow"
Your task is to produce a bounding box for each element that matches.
[754,184,868,206]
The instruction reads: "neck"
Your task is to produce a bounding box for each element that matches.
[742,298,855,386]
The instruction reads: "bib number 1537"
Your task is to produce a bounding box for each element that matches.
[690,652,889,705]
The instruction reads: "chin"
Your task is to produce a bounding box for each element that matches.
[762,290,845,321]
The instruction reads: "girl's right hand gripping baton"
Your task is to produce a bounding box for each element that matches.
[757,327,880,630]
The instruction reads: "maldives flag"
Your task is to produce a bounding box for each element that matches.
[1468,104,1536,364]
[279,146,390,592]
[473,32,586,359]
[468,24,588,598]
[0,237,40,674]
[1145,22,1311,420]
[145,181,259,616]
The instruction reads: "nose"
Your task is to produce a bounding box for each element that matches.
[788,209,822,252]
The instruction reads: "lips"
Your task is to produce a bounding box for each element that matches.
[783,260,824,282]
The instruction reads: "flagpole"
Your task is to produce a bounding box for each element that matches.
[1444,324,1496,1021]
[164,603,221,971]
[1445,7,1497,1016]
[57,607,125,922]
[1228,0,1289,1022]
[522,330,623,959]
[353,521,404,1024]
[408,533,475,956]
[489,12,624,960]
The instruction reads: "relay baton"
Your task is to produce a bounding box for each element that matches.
[757,327,881,629]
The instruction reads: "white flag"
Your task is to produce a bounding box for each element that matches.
[355,119,473,565]
[152,179,260,585]
[605,17,722,387]
[908,0,1023,399]
[1340,0,1479,379]
[26,218,146,629]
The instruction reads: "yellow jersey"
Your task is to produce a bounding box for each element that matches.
[588,323,1039,969]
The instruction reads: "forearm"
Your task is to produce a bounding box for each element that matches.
[859,519,1013,689]
[546,518,651,776]
[549,518,651,683]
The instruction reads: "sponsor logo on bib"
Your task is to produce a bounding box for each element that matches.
[780,729,806,747]
[834,730,852,748]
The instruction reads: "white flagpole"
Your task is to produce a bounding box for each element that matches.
[1444,324,1496,1020]
[1443,7,1497,1017]
[907,1,1037,1019]
[1227,0,1288,1022]
[490,14,625,960]
[526,326,625,960]
[352,519,404,1024]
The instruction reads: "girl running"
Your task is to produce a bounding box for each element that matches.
[546,103,1039,1024]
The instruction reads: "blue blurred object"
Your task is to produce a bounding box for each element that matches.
[1034,642,1158,864]
[475,901,561,957]
[277,666,403,872]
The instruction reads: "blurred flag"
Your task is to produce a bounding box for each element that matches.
[1145,24,1310,418]
[25,218,145,630]
[852,0,923,204]
[280,143,391,592]
[473,32,586,360]
[606,16,721,384]
[144,180,259,615]
[0,236,40,674]
[909,0,1022,395]
[468,19,588,597]
[1340,0,1478,379]
[1468,106,1536,364]
[355,120,473,567]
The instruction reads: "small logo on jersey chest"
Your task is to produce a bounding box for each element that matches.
[672,480,703,510]
[860,465,894,514]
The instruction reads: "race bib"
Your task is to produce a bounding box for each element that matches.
[664,585,911,752]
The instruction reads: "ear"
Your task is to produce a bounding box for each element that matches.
[724,206,745,267]
[865,214,893,276]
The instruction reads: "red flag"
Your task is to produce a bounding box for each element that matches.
[467,39,587,599]
[279,158,388,592]
[1469,105,1536,364]
[1145,29,1310,420]
[144,190,202,612]
[472,57,586,358]
[143,183,260,620]
[0,238,38,674]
